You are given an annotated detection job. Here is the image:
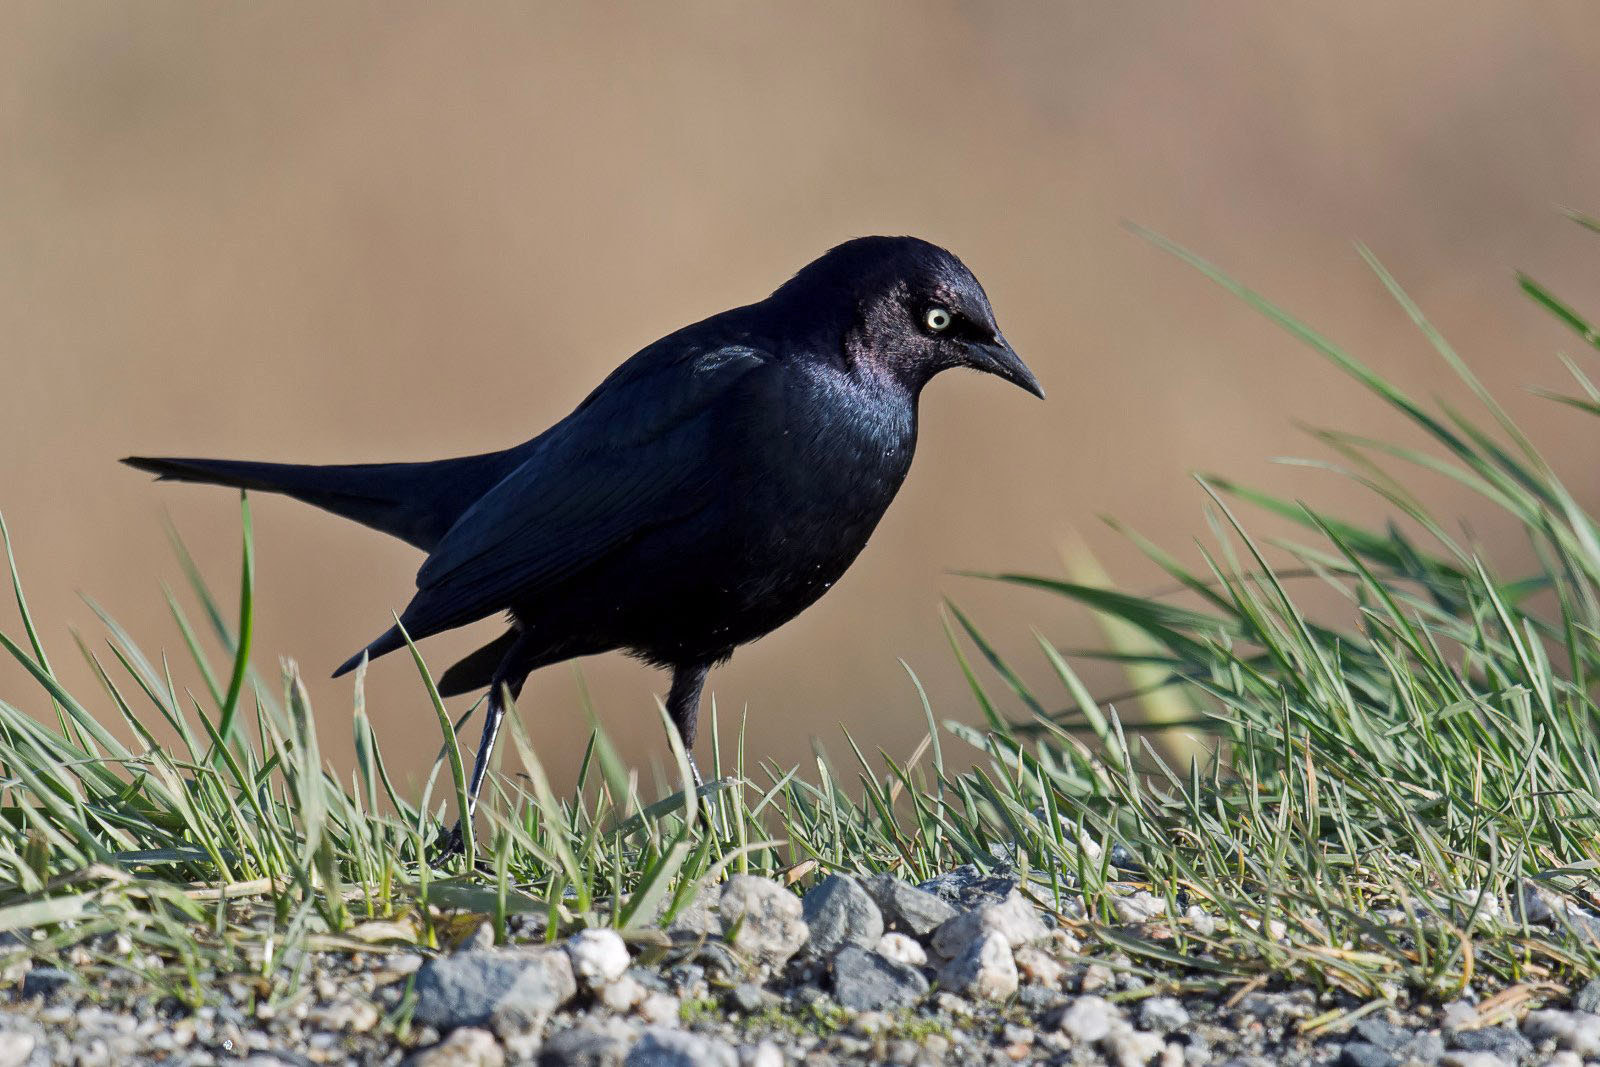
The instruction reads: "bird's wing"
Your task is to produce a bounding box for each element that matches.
[396,342,772,638]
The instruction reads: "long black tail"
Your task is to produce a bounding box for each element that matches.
[122,445,536,553]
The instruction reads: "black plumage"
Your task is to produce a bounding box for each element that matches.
[124,236,1042,840]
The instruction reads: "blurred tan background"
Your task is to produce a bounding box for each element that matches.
[3,3,1599,792]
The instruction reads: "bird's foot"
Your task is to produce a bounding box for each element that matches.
[430,820,467,861]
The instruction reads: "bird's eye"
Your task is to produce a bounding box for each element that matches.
[924,307,953,332]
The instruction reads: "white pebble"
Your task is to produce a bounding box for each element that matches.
[875,932,926,968]
[565,927,631,986]
[1013,945,1064,988]
[1057,995,1118,1043]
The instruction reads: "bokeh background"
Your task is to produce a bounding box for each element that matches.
[3,3,1599,791]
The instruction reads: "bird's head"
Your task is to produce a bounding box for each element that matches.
[773,236,1043,400]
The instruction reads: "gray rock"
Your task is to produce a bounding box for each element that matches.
[1138,996,1191,1033]
[802,875,883,958]
[1352,1018,1411,1051]
[1409,1032,1446,1063]
[725,982,768,1014]
[1575,977,1600,1014]
[720,876,808,972]
[831,945,929,1011]
[930,890,1048,957]
[938,929,1017,1002]
[1448,1026,1531,1061]
[1017,984,1068,1012]
[624,1027,738,1067]
[411,948,576,1032]
[1337,1043,1399,1067]
[865,874,959,937]
[917,866,1018,911]
[538,1025,629,1067]
[19,968,73,999]
[1523,1009,1600,1056]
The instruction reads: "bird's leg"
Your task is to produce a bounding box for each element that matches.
[666,663,711,791]
[435,635,533,859]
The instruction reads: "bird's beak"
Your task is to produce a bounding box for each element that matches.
[970,337,1045,399]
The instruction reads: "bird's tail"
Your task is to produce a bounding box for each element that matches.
[122,447,534,553]
[333,627,518,690]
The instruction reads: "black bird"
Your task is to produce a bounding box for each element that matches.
[124,236,1042,839]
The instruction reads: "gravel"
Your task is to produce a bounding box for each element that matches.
[6,868,1599,1066]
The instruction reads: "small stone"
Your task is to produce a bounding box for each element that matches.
[1018,983,1068,1012]
[938,929,1017,1002]
[625,1027,738,1067]
[802,875,884,958]
[865,874,960,937]
[931,890,1048,957]
[636,992,680,1026]
[1184,906,1217,937]
[1447,1026,1531,1061]
[832,945,930,1011]
[464,922,497,953]
[739,1043,783,1067]
[1575,976,1600,1014]
[0,1032,36,1067]
[1438,1054,1511,1067]
[598,974,647,1013]
[875,931,926,968]
[1337,1043,1399,1067]
[1351,1018,1410,1051]
[917,865,1019,911]
[405,1027,505,1067]
[720,876,809,972]
[538,1023,630,1067]
[723,982,766,1014]
[1440,1000,1477,1030]
[665,883,724,939]
[1137,997,1190,1033]
[1524,1009,1600,1056]
[1079,963,1114,992]
[1013,944,1064,988]
[1544,1052,1583,1067]
[1105,1026,1166,1067]
[566,929,631,987]
[1409,1032,1445,1062]
[411,947,576,1033]
[1057,995,1119,1043]
[1112,891,1167,923]
[20,966,74,999]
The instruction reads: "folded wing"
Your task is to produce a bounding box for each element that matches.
[333,342,771,676]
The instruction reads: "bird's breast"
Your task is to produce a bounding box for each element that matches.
[718,376,916,606]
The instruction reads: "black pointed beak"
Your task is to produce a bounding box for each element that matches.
[971,337,1044,399]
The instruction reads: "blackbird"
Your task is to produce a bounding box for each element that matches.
[125,236,1042,841]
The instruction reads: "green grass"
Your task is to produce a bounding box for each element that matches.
[4,212,1600,1015]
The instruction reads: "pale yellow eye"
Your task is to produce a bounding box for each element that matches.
[924,307,952,332]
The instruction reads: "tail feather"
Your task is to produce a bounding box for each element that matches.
[332,624,408,679]
[122,445,536,553]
